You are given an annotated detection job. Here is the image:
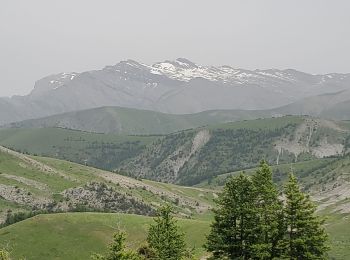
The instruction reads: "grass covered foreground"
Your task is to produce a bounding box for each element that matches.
[0,213,210,260]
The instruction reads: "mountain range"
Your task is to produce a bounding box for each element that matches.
[2,58,350,126]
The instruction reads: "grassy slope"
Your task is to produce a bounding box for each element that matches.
[1,148,350,259]
[0,127,156,155]
[326,213,350,259]
[0,127,158,171]
[0,206,349,259]
[0,148,216,222]
[0,213,210,259]
[0,147,214,259]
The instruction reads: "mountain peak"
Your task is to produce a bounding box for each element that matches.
[174,58,198,68]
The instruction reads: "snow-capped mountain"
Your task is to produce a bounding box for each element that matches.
[1,58,350,125]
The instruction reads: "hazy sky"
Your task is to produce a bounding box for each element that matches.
[1,0,349,97]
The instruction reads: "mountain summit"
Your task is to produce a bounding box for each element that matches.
[1,58,350,125]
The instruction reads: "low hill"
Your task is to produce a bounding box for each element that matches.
[0,146,216,223]
[3,106,273,135]
[0,213,210,259]
[0,127,158,171]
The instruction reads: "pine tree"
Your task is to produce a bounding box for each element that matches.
[91,230,141,260]
[0,249,10,260]
[251,161,286,259]
[205,173,258,259]
[284,173,329,260]
[147,204,187,260]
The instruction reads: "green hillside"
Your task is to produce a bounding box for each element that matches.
[196,158,336,188]
[0,147,215,223]
[121,116,350,185]
[1,146,350,259]
[1,116,349,186]
[4,106,273,135]
[0,127,158,171]
[0,213,210,259]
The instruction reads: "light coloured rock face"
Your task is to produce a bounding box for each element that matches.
[0,184,53,209]
[274,118,347,162]
[159,130,211,179]
[311,138,344,158]
[312,173,350,213]
[120,129,212,184]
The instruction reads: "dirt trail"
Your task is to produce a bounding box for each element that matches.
[0,146,75,181]
[0,173,49,191]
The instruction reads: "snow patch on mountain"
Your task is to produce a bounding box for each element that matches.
[48,72,77,90]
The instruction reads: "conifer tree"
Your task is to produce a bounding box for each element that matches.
[251,161,286,259]
[91,230,141,260]
[284,173,329,260]
[147,204,186,260]
[0,249,10,260]
[205,173,258,259]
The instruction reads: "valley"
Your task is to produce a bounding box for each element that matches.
[2,2,349,258]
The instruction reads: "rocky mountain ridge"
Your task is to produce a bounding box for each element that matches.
[1,58,350,125]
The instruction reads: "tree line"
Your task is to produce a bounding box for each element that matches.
[90,161,329,259]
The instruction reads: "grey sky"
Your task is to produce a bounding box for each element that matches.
[0,0,349,97]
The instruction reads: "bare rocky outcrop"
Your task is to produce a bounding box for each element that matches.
[60,182,154,215]
[96,171,211,213]
[119,129,211,183]
[274,118,347,162]
[157,130,211,179]
[0,184,53,209]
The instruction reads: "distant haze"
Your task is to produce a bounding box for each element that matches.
[0,0,349,97]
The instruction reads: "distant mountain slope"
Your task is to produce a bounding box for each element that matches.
[275,89,350,119]
[5,106,274,135]
[1,58,350,125]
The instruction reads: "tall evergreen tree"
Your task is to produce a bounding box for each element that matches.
[284,173,329,260]
[205,173,258,259]
[0,249,10,260]
[147,204,187,260]
[251,161,286,259]
[91,230,141,260]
